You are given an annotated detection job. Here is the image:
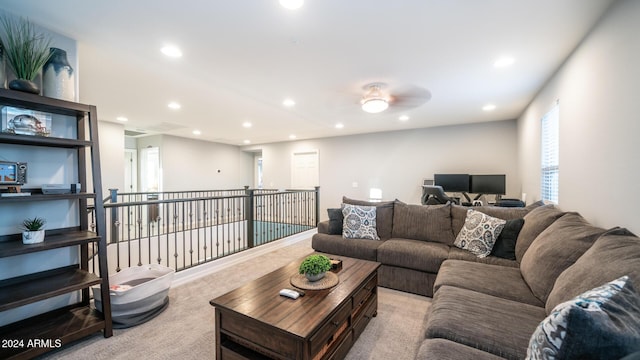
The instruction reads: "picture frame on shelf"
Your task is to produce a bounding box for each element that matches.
[1,106,52,137]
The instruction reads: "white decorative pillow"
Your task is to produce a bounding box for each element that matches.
[454,209,506,257]
[526,276,640,360]
[342,204,380,240]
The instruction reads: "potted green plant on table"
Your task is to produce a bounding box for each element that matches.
[0,16,52,94]
[299,254,332,282]
[21,217,46,244]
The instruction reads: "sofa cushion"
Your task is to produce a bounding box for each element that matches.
[392,202,454,244]
[342,204,379,240]
[317,220,329,234]
[342,197,394,240]
[447,247,518,268]
[515,204,565,262]
[451,204,529,237]
[491,218,524,260]
[527,276,640,360]
[434,260,543,306]
[520,212,606,303]
[425,285,546,360]
[311,233,381,261]
[546,227,640,312]
[377,238,449,273]
[326,208,343,235]
[524,200,545,210]
[378,265,437,297]
[417,339,506,360]
[454,209,506,258]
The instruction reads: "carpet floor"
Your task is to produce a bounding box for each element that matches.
[38,237,431,360]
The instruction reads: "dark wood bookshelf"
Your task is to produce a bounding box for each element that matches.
[0,230,100,258]
[0,88,92,115]
[0,266,102,311]
[0,305,105,360]
[0,89,113,355]
[0,192,95,203]
[0,133,92,148]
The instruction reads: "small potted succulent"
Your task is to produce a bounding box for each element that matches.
[21,217,46,244]
[299,254,332,282]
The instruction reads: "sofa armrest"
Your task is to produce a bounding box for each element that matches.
[317,220,330,234]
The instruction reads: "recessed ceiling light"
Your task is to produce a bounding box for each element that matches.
[243,140,251,144]
[192,130,201,135]
[279,0,304,10]
[242,122,252,128]
[482,104,497,111]
[168,102,181,110]
[493,56,515,68]
[161,45,182,58]
[283,98,296,107]
[399,115,409,121]
[335,123,344,129]
[289,134,297,139]
[116,116,128,122]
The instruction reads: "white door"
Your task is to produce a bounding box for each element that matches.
[291,150,319,189]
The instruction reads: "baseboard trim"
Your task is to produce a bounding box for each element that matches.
[172,228,316,287]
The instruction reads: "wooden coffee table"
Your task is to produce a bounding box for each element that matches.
[209,254,380,360]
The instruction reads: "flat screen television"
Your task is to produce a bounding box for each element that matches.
[470,174,506,195]
[434,174,470,193]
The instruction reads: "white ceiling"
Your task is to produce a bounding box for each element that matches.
[2,0,614,145]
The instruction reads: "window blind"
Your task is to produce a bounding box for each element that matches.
[541,103,559,204]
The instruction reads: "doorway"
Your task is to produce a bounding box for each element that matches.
[140,147,161,192]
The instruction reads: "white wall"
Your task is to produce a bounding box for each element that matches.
[157,135,254,191]
[92,133,255,193]
[255,120,520,220]
[518,0,640,234]
[98,121,125,195]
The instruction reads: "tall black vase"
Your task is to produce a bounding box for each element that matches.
[43,48,75,101]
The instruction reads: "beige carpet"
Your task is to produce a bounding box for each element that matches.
[39,237,431,360]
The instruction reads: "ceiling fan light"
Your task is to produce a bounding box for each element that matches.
[362,98,389,113]
[280,0,304,10]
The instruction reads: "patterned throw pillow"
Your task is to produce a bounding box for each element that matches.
[454,209,506,258]
[527,276,640,360]
[342,204,380,240]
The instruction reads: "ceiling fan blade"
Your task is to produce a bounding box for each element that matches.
[389,85,432,109]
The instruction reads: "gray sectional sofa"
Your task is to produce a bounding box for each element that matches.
[311,197,640,359]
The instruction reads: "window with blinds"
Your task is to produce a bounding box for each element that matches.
[541,103,559,204]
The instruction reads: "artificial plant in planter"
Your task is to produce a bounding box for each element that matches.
[21,216,46,244]
[0,16,52,94]
[299,254,332,282]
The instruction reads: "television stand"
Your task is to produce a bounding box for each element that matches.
[473,194,502,201]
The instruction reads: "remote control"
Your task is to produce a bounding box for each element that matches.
[279,289,300,299]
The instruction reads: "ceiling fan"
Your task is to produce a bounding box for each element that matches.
[360,82,431,114]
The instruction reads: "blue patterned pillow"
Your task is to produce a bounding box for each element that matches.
[527,276,640,360]
[342,204,379,240]
[454,209,506,258]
